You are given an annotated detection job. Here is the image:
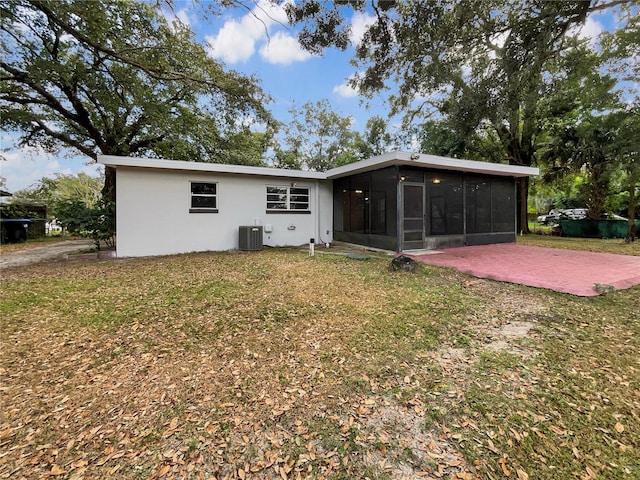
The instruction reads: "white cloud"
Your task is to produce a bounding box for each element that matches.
[333,76,359,98]
[569,16,604,47]
[350,11,376,46]
[163,8,191,32]
[260,31,312,65]
[490,30,509,49]
[206,19,258,63]
[207,0,296,64]
[580,17,604,40]
[251,0,289,27]
[175,9,191,28]
[1,135,101,192]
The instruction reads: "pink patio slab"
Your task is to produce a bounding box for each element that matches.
[409,244,640,296]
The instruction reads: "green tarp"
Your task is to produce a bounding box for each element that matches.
[560,219,640,239]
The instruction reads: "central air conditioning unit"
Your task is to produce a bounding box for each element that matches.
[239,226,263,251]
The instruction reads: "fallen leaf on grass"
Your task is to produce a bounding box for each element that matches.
[157,464,171,477]
[487,439,500,454]
[583,464,597,479]
[49,465,66,475]
[549,425,567,436]
[498,457,511,476]
[456,473,473,480]
[572,446,581,459]
[516,469,529,480]
[614,422,624,433]
[168,417,179,431]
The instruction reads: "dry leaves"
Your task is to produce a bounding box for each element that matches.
[2,248,638,479]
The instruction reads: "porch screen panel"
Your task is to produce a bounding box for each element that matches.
[348,175,370,234]
[334,177,347,231]
[466,178,492,234]
[370,167,396,236]
[491,179,515,232]
[426,173,463,235]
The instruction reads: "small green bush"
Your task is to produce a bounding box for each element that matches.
[57,197,115,250]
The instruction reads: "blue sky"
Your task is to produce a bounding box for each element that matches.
[0,0,622,193]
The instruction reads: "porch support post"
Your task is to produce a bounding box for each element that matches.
[462,174,467,245]
[396,165,402,253]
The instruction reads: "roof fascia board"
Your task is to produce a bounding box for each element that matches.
[325,151,539,178]
[97,155,326,180]
[98,152,538,181]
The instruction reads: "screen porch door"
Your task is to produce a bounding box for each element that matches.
[402,183,425,250]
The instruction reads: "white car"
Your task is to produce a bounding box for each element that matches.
[537,209,562,225]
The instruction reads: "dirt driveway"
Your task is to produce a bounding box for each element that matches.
[0,239,94,269]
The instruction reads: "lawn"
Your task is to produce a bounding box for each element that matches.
[518,234,640,256]
[1,241,638,479]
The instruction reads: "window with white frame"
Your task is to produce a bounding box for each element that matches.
[190,182,218,213]
[266,185,310,213]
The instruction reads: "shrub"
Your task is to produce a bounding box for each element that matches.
[57,198,115,250]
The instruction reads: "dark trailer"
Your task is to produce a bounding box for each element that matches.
[0,218,32,244]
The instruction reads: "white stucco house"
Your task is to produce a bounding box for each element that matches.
[98,152,538,258]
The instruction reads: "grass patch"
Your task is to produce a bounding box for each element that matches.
[518,233,640,255]
[1,243,638,479]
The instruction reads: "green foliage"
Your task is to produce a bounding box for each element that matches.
[419,119,505,164]
[1,0,274,199]
[0,201,45,220]
[10,172,102,219]
[288,1,637,232]
[56,197,114,249]
[273,100,392,171]
[538,40,638,225]
[358,116,394,158]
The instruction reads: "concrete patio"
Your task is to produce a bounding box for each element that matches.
[409,243,640,296]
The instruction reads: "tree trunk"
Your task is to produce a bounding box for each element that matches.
[586,163,608,220]
[101,166,116,202]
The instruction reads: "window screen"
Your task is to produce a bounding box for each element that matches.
[190,182,217,211]
[266,186,310,211]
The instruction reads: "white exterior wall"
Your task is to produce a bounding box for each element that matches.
[115,167,333,257]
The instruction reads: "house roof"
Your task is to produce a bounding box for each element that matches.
[324,151,539,178]
[98,155,326,180]
[98,151,539,180]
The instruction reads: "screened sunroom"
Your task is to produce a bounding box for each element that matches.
[325,152,538,252]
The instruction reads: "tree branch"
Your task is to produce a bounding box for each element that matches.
[30,0,220,88]
[29,118,97,159]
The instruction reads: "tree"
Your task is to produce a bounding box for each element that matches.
[542,115,618,219]
[537,32,640,237]
[55,197,115,249]
[287,0,635,232]
[601,12,640,240]
[1,0,274,200]
[615,107,640,240]
[419,119,505,164]
[273,99,361,171]
[273,102,397,171]
[356,116,394,158]
[11,172,103,218]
